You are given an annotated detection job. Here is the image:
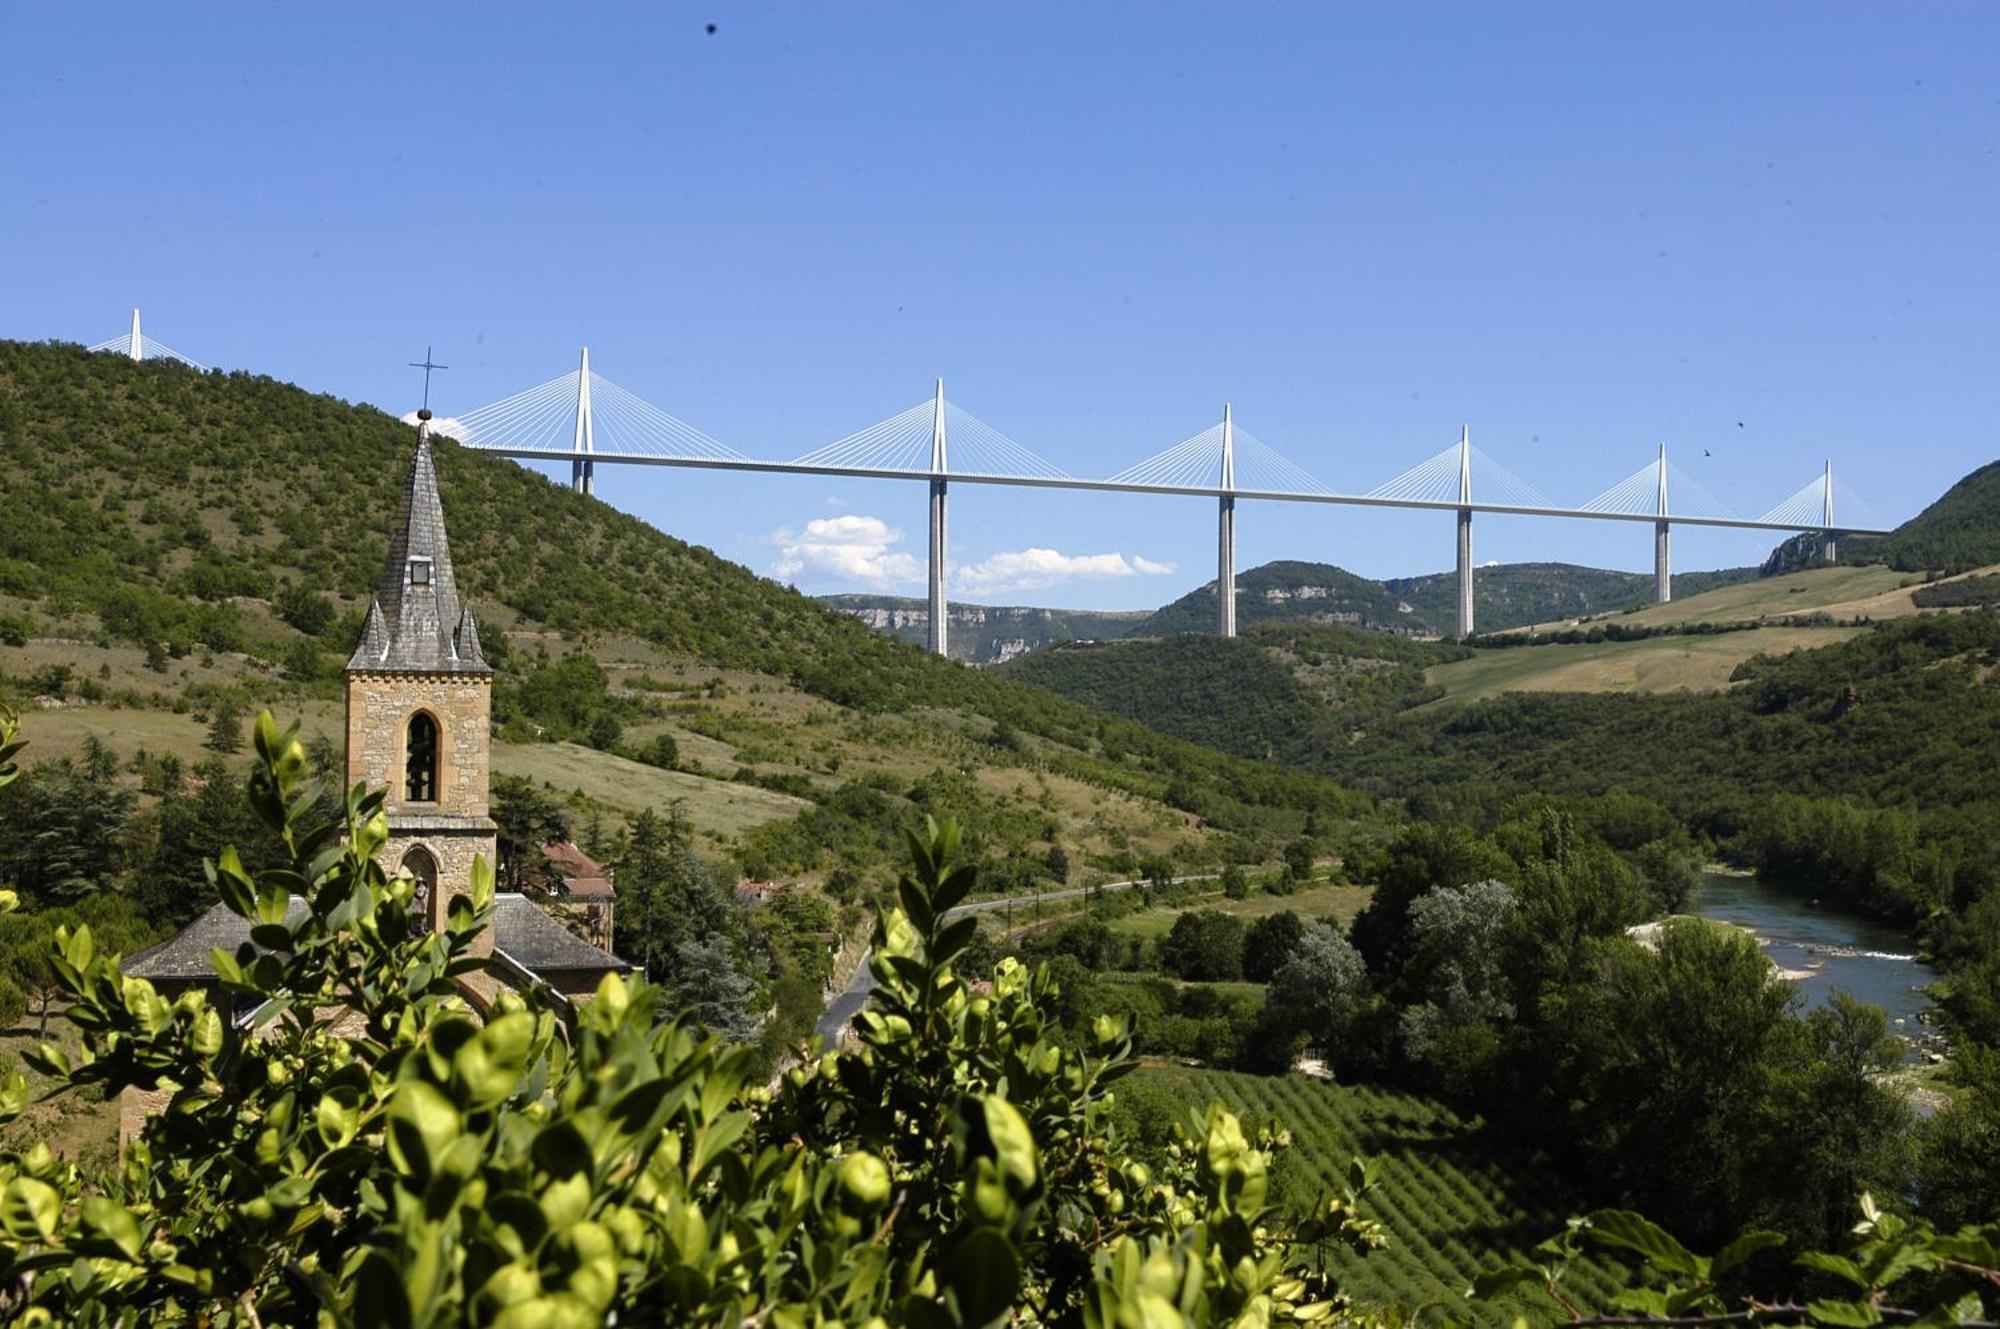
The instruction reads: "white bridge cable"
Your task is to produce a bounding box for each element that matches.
[788,399,1071,477]
[1756,475,1831,528]
[1665,462,1736,520]
[1832,481,1884,532]
[1366,444,1461,504]
[1365,443,1553,508]
[1578,458,1736,519]
[441,370,748,462]
[1104,421,1328,493]
[1578,463,1661,516]
[1233,427,1332,494]
[1108,423,1226,488]
[790,401,937,471]
[943,402,1072,479]
[86,332,207,370]
[586,373,748,462]
[440,371,580,452]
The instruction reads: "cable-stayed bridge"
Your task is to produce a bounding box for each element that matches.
[89,320,1891,652]
[87,309,206,370]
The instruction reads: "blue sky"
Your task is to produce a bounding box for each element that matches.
[5,4,1995,608]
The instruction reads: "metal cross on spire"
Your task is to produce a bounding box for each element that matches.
[408,347,449,411]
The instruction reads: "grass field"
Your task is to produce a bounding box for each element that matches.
[1107,881,1374,941]
[1606,565,1917,629]
[1143,1067,1630,1320]
[1424,624,1861,705]
[0,1017,121,1168]
[491,740,812,843]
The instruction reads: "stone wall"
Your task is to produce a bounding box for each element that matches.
[379,827,497,956]
[343,673,492,818]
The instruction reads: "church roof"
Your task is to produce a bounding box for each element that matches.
[124,894,631,983]
[347,420,490,674]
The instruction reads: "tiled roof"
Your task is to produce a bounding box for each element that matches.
[541,841,614,897]
[125,894,630,982]
[347,423,490,675]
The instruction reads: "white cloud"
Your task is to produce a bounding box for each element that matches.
[954,548,1178,596]
[771,515,922,586]
[400,410,468,437]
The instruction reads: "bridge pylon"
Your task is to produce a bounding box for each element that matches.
[570,347,595,496]
[1822,460,1836,562]
[1217,404,1237,638]
[928,379,949,656]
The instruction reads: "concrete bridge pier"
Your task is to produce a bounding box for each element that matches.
[1456,507,1474,638]
[928,380,949,656]
[1455,426,1474,639]
[1821,460,1837,562]
[1217,404,1236,638]
[1652,444,1670,603]
[928,477,948,655]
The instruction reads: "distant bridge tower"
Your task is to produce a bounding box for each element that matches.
[1822,460,1836,562]
[1217,404,1237,638]
[928,379,949,656]
[126,308,143,362]
[1655,444,1672,603]
[1455,426,1474,639]
[571,347,596,496]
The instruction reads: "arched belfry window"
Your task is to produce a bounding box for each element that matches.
[402,846,439,933]
[406,712,439,803]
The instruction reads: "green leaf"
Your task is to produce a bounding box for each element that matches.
[209,846,257,919]
[1468,1267,1539,1300]
[387,1081,461,1179]
[454,1013,534,1109]
[0,1177,61,1241]
[1806,1298,1882,1327]
[317,1095,359,1148]
[945,1228,1021,1328]
[932,916,977,965]
[1586,1209,1705,1279]
[352,1250,415,1329]
[1797,1252,1869,1289]
[980,1096,1039,1190]
[1713,1229,1787,1276]
[1609,1287,1671,1317]
[80,1196,143,1260]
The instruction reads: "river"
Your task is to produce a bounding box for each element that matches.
[1694,872,1945,1064]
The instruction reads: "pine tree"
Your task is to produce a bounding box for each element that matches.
[204,701,242,754]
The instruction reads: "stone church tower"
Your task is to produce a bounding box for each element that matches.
[344,412,497,952]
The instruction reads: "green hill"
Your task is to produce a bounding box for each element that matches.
[997,623,1464,763]
[1868,458,2000,572]
[1138,560,1434,636]
[817,593,1147,663]
[1387,562,1758,634]
[992,559,1763,649]
[0,340,1365,883]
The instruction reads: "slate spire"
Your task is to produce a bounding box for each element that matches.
[347,414,490,674]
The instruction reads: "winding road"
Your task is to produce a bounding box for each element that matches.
[812,874,1216,1046]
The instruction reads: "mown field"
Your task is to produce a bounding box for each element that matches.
[1143,1067,1630,1320]
[1605,565,1916,628]
[1423,624,1861,705]
[1105,881,1374,940]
